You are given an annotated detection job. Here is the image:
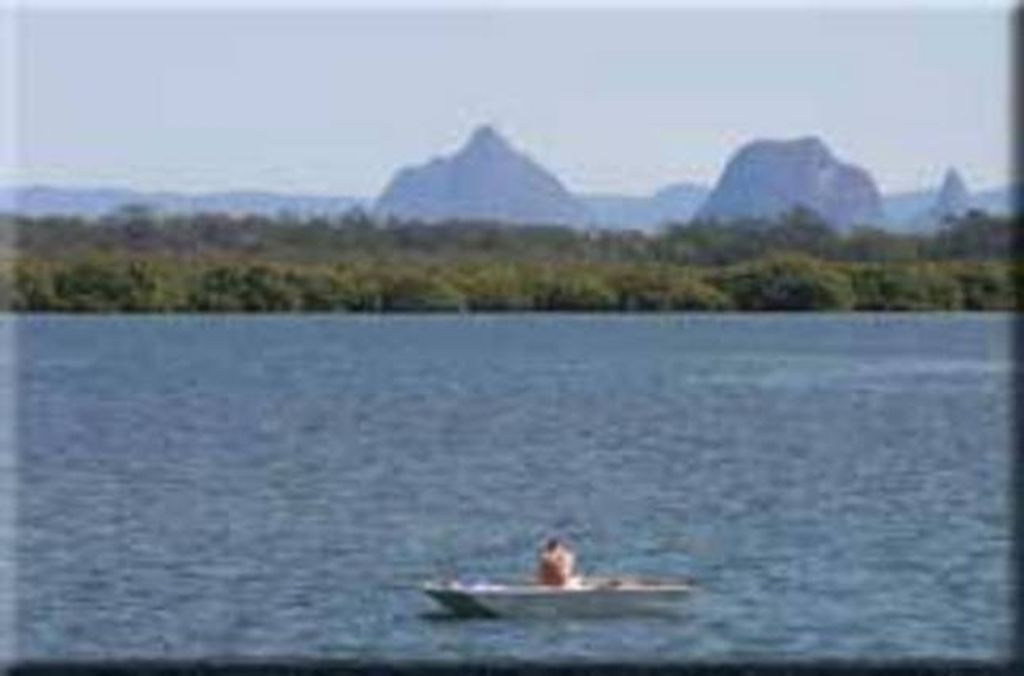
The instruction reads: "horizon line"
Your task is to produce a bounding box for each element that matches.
[1,176,1015,198]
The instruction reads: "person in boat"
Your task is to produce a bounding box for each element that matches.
[537,537,576,587]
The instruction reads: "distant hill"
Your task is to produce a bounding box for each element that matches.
[880,171,1015,233]
[375,125,590,226]
[930,168,971,221]
[0,185,365,219]
[6,179,1011,234]
[696,137,883,229]
[3,127,1015,233]
[974,187,1015,214]
[880,190,935,229]
[581,182,709,231]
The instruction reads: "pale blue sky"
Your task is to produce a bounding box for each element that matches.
[7,5,1013,196]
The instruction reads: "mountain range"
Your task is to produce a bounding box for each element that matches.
[3,125,1014,231]
[580,183,709,229]
[0,186,363,220]
[880,169,1013,233]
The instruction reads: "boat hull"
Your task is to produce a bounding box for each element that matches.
[422,580,693,619]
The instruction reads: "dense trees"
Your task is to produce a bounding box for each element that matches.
[711,255,856,311]
[846,263,963,311]
[9,207,1017,266]
[1,208,1018,312]
[3,255,1016,313]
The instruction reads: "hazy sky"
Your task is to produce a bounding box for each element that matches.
[7,5,1013,196]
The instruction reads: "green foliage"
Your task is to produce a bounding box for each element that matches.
[239,265,303,311]
[378,269,465,312]
[283,268,350,312]
[839,227,921,262]
[0,262,13,310]
[10,255,1018,313]
[7,209,1019,313]
[847,264,963,311]
[712,254,855,311]
[529,268,618,311]
[609,266,730,311]
[13,261,59,311]
[926,211,1014,260]
[122,260,183,311]
[659,208,841,265]
[14,210,1015,267]
[450,264,533,311]
[950,263,1015,311]
[52,259,141,311]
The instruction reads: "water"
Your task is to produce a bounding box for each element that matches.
[14,314,1014,661]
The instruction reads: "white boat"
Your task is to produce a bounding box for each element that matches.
[422,576,694,619]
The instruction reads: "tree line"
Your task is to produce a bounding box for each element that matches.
[3,256,1016,313]
[1,207,1017,312]
[7,205,1016,265]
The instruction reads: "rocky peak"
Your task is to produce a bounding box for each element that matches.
[696,136,883,229]
[933,168,971,218]
[375,125,590,226]
[463,125,508,153]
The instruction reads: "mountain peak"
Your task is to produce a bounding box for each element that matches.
[741,136,831,160]
[939,167,968,197]
[697,135,882,228]
[463,125,511,154]
[375,126,589,225]
[932,167,970,218]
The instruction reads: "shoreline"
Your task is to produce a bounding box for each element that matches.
[2,309,1016,316]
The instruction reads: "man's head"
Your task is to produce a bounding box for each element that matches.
[544,537,562,552]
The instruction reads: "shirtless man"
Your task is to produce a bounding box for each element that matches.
[536,538,576,587]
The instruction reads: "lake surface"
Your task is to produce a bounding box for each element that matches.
[14,315,1014,661]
